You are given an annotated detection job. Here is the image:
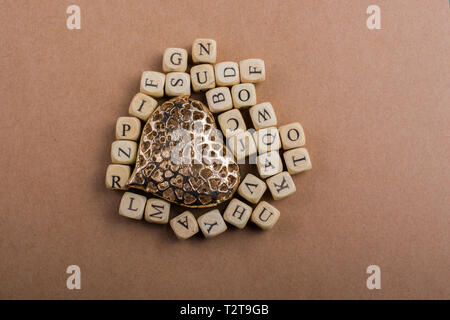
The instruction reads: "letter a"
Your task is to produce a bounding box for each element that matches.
[366,265,381,289]
[66,5,81,30]
[366,5,381,30]
[66,265,81,290]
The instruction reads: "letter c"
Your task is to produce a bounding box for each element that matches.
[227,118,239,131]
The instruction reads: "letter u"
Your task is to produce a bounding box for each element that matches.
[195,71,208,84]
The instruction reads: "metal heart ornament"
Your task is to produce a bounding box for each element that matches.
[127,96,240,208]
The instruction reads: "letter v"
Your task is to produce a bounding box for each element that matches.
[177,216,189,229]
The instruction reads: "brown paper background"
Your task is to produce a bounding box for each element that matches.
[0,0,449,299]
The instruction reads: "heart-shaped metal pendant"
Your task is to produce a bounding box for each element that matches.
[127,96,240,208]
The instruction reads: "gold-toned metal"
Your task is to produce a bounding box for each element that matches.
[127,96,240,208]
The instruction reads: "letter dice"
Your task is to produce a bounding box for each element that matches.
[197,209,227,239]
[231,83,257,109]
[239,58,266,83]
[223,198,253,229]
[145,198,170,224]
[249,102,277,130]
[256,151,283,179]
[111,140,137,164]
[119,192,147,220]
[206,87,233,113]
[128,93,158,121]
[170,211,199,240]
[115,117,141,141]
[278,122,306,150]
[105,164,130,190]
[237,173,267,204]
[162,48,188,72]
[255,127,281,154]
[217,109,246,137]
[266,171,296,200]
[283,147,312,174]
[140,71,165,98]
[214,61,240,86]
[190,64,216,92]
[228,131,257,161]
[192,38,217,64]
[251,201,280,230]
[165,72,190,96]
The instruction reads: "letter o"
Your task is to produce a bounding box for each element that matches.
[238,89,250,102]
[287,128,299,141]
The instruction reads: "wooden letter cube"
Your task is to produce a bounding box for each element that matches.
[278,122,306,150]
[214,61,240,86]
[162,48,188,72]
[115,116,141,141]
[111,140,137,164]
[228,131,257,162]
[223,198,252,229]
[266,171,296,200]
[165,72,191,96]
[145,198,170,224]
[197,209,227,239]
[256,151,283,178]
[239,58,266,83]
[128,93,158,121]
[205,87,233,113]
[231,83,257,109]
[190,64,215,92]
[249,102,277,130]
[140,71,166,98]
[251,201,280,230]
[119,192,146,220]
[255,127,281,154]
[170,211,199,240]
[192,38,217,64]
[283,147,312,174]
[217,109,246,137]
[105,164,130,190]
[238,173,267,204]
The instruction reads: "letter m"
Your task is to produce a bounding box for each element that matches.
[149,204,165,219]
[258,108,272,122]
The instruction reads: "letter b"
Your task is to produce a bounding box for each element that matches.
[212,93,225,104]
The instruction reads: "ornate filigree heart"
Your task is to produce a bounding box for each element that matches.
[127,96,240,208]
